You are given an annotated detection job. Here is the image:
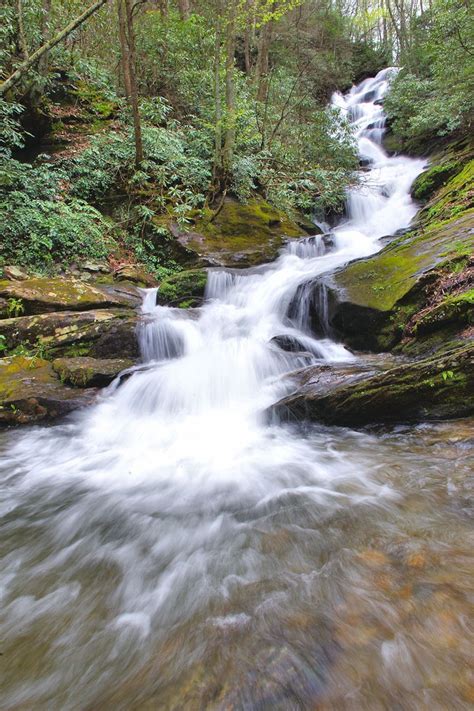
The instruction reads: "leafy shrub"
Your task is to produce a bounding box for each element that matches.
[0,159,113,269]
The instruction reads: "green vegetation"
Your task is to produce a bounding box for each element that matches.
[384,0,474,151]
[0,0,393,274]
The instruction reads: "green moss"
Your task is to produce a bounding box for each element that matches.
[418,159,474,225]
[411,160,460,203]
[72,80,117,120]
[157,269,208,307]
[186,197,304,267]
[335,210,474,313]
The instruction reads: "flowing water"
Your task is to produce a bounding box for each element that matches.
[1,70,473,710]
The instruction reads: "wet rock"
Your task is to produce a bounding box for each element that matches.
[0,277,137,315]
[321,209,474,352]
[273,342,474,425]
[172,197,306,267]
[157,269,208,308]
[0,308,138,358]
[271,335,310,354]
[52,356,133,387]
[0,355,95,425]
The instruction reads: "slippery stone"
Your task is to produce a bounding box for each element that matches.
[172,197,306,268]
[113,265,158,287]
[274,343,474,426]
[157,269,208,308]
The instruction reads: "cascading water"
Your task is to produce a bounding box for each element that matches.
[1,71,472,709]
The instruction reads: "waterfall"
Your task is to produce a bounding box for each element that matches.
[0,69,432,708]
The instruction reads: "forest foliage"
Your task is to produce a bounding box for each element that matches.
[0,0,472,273]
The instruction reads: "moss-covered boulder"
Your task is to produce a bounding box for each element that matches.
[173,198,306,267]
[0,355,95,425]
[0,308,139,359]
[410,137,474,205]
[274,342,474,426]
[323,210,473,351]
[52,356,133,387]
[0,277,138,316]
[157,269,208,308]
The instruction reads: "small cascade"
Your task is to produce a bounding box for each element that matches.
[285,234,327,259]
[205,269,246,300]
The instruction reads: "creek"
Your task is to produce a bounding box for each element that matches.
[0,69,473,709]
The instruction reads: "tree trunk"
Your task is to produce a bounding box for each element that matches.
[255,13,274,103]
[177,0,191,20]
[38,0,52,76]
[122,0,143,166]
[16,0,29,60]
[117,0,132,98]
[223,1,236,175]
[0,0,108,95]
[212,1,224,191]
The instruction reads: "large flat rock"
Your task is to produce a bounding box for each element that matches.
[52,356,133,387]
[0,277,140,315]
[1,308,139,359]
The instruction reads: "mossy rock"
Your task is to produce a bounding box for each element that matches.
[274,342,474,426]
[410,160,460,203]
[52,356,133,388]
[0,308,139,359]
[0,277,138,316]
[416,158,474,226]
[157,269,208,308]
[175,198,306,267]
[0,355,94,425]
[323,209,473,351]
[413,289,474,335]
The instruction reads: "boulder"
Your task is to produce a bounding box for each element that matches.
[172,198,306,267]
[0,355,95,425]
[157,269,208,308]
[321,209,474,352]
[2,265,29,281]
[0,309,139,359]
[113,265,158,287]
[273,342,474,426]
[0,277,138,315]
[52,356,133,387]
